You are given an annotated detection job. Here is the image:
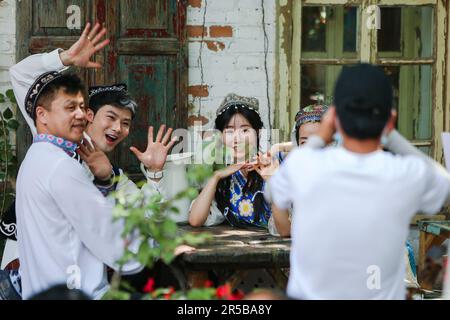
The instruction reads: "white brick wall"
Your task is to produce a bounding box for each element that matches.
[0,0,16,96]
[187,0,276,141]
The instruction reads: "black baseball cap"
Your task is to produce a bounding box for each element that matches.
[333,63,393,119]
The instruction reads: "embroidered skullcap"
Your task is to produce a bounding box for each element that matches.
[294,104,328,131]
[24,71,63,119]
[88,83,137,117]
[216,93,259,117]
[88,83,128,99]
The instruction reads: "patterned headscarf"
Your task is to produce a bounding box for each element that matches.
[291,104,328,145]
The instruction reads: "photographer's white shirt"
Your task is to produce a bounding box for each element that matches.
[268,141,449,299]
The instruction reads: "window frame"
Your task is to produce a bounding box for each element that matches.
[276,0,447,161]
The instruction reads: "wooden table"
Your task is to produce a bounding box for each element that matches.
[172,225,291,291]
[418,220,450,283]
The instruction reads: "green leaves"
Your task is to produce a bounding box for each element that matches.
[102,289,131,300]
[105,161,218,300]
[0,89,18,219]
[182,232,213,246]
[186,288,216,300]
[5,89,16,104]
[2,108,13,120]
[7,119,19,130]
[187,164,214,186]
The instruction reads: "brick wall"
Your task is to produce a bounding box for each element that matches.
[186,0,276,144]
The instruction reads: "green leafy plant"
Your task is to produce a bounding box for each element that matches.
[103,135,250,300]
[0,89,18,219]
[103,164,215,300]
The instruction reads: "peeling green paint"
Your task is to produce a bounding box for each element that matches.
[275,0,294,140]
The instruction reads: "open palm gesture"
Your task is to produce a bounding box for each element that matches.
[60,22,110,68]
[130,125,178,171]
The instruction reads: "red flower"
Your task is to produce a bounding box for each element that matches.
[229,290,244,300]
[143,278,155,293]
[216,283,232,299]
[204,280,214,288]
[164,287,176,300]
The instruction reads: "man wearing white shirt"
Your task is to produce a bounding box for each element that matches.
[4,21,193,299]
[9,23,140,299]
[267,63,450,299]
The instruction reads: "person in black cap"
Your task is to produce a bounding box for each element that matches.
[266,63,450,299]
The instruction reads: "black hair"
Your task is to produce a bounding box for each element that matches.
[333,63,393,140]
[88,91,137,119]
[214,106,268,227]
[335,98,391,139]
[35,73,85,121]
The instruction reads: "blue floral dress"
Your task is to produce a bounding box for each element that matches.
[223,170,272,228]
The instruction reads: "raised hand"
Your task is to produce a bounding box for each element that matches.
[59,22,110,68]
[77,139,113,181]
[130,125,178,172]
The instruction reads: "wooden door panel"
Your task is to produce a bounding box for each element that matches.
[16,0,187,178]
[105,0,187,177]
[117,55,178,175]
[32,0,88,36]
[119,0,173,36]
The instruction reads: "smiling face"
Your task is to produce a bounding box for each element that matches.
[85,104,132,153]
[222,113,258,162]
[35,90,87,143]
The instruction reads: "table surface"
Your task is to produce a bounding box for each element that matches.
[176,225,291,270]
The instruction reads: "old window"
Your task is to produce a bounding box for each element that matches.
[278,0,447,161]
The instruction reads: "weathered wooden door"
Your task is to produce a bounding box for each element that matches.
[16,0,188,178]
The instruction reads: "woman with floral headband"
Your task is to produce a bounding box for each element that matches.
[270,104,328,163]
[189,93,279,233]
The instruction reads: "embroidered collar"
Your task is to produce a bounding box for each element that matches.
[33,134,78,157]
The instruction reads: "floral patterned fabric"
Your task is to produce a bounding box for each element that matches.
[224,170,272,228]
[33,134,78,157]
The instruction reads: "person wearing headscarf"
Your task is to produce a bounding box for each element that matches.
[189,93,280,234]
[270,104,328,163]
